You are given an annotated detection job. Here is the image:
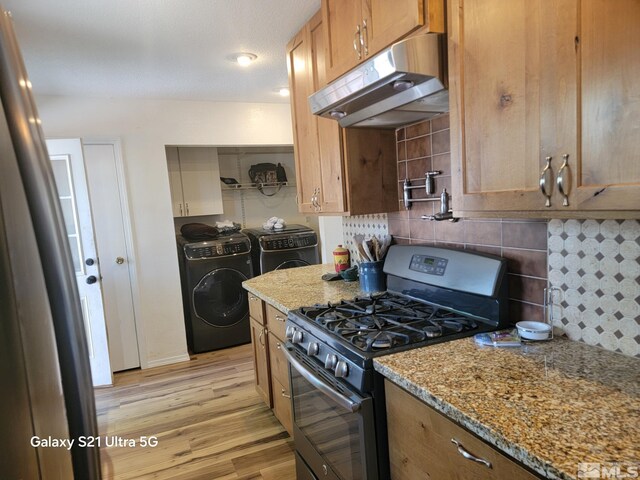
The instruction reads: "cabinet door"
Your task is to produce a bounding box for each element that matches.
[450,0,559,215]
[311,11,346,213]
[268,335,293,436]
[385,381,540,480]
[249,316,271,407]
[177,147,223,216]
[165,146,185,217]
[364,0,432,55]
[287,22,321,214]
[573,1,640,211]
[322,0,364,82]
[342,128,399,215]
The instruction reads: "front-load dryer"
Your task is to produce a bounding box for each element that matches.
[176,232,253,353]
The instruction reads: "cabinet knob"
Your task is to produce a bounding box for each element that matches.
[115,256,125,265]
[86,275,98,285]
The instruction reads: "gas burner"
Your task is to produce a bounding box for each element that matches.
[303,292,481,352]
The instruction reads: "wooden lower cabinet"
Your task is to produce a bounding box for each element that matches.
[271,368,293,436]
[385,380,540,480]
[248,294,294,435]
[249,316,271,407]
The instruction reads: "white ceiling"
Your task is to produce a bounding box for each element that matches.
[3,0,320,103]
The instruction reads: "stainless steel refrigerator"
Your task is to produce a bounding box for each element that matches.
[0,7,101,479]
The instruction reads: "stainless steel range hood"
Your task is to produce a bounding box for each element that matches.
[309,34,448,129]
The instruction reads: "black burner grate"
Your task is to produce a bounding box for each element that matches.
[299,293,479,352]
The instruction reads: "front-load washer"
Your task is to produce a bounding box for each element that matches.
[176,232,253,353]
[242,224,320,275]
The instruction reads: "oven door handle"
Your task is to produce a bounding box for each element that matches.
[281,346,361,413]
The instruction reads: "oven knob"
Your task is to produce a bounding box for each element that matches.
[334,360,349,378]
[324,354,338,370]
[292,330,304,344]
[285,326,295,340]
[307,342,319,356]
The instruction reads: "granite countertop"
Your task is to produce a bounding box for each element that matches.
[242,264,366,313]
[374,337,640,480]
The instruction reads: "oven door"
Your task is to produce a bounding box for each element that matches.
[282,345,377,480]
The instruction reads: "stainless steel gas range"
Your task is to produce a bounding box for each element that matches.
[283,245,509,480]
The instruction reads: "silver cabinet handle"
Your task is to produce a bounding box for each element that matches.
[249,295,259,301]
[275,315,285,323]
[557,154,571,206]
[258,329,265,347]
[179,203,183,216]
[361,19,368,56]
[115,256,125,265]
[281,388,291,399]
[539,156,553,207]
[353,25,362,59]
[451,439,492,469]
[185,202,190,215]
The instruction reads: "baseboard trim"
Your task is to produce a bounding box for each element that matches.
[145,353,191,369]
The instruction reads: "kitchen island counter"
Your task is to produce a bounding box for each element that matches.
[374,337,640,480]
[242,263,365,313]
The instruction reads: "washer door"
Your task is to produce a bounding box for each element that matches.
[275,259,311,271]
[192,268,248,327]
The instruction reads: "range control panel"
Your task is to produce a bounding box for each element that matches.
[185,240,250,259]
[409,254,448,276]
[260,233,318,251]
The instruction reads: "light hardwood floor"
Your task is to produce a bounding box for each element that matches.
[94,344,296,479]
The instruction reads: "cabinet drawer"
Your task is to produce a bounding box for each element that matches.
[266,304,287,341]
[385,380,540,480]
[248,293,265,325]
[272,375,293,436]
[268,335,289,389]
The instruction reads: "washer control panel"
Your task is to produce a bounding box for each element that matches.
[184,236,251,259]
[260,232,317,251]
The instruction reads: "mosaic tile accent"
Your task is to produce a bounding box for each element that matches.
[342,214,389,264]
[548,219,640,358]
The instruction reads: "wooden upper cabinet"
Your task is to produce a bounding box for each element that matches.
[323,0,444,83]
[287,21,321,214]
[450,0,640,217]
[575,0,640,211]
[287,10,399,216]
[323,0,363,82]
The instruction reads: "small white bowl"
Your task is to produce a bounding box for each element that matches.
[516,321,552,341]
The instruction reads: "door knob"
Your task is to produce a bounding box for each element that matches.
[116,256,125,265]
[85,258,95,266]
[86,275,98,285]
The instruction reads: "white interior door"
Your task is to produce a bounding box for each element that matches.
[47,138,112,387]
[83,141,140,372]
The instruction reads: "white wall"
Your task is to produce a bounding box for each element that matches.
[318,216,345,263]
[36,95,294,368]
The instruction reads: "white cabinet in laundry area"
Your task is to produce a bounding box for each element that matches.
[166,146,223,217]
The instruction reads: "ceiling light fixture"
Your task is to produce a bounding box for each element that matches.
[278,87,290,97]
[235,52,257,67]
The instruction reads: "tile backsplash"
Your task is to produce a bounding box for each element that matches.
[343,113,639,357]
[342,214,389,263]
[548,219,640,357]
